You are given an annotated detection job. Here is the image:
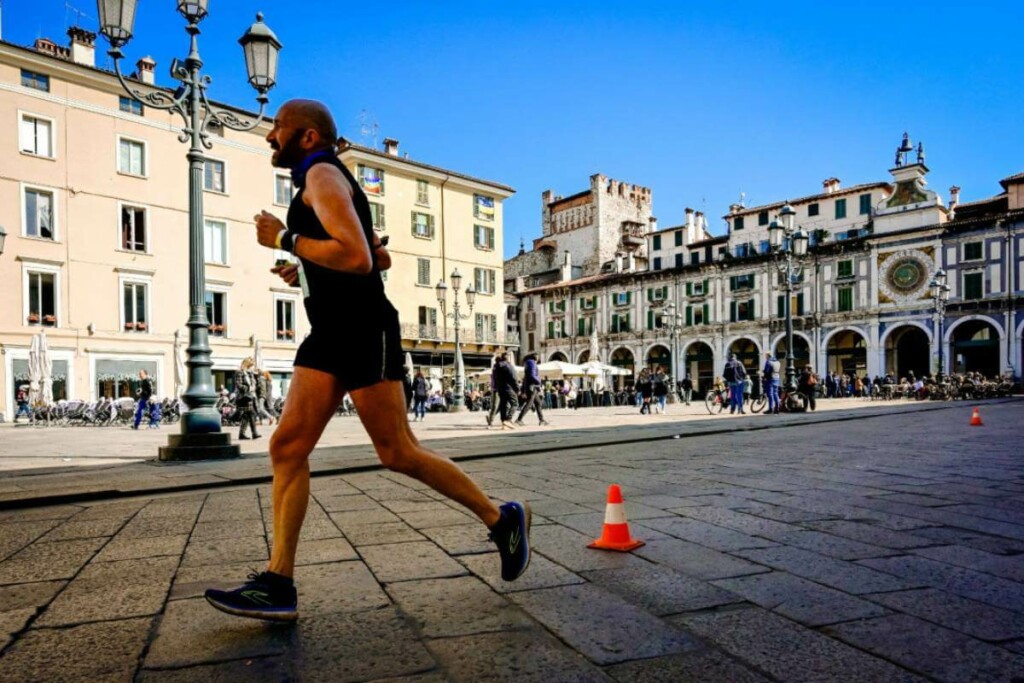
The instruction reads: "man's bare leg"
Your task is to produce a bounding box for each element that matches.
[350,380,500,527]
[266,366,346,578]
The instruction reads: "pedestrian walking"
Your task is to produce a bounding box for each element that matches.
[262,370,277,424]
[402,365,414,412]
[205,101,530,622]
[412,370,429,421]
[762,352,781,415]
[132,369,153,429]
[637,369,653,414]
[653,367,668,414]
[680,374,693,406]
[485,354,501,426]
[799,365,818,411]
[515,353,548,426]
[255,368,273,425]
[234,358,260,440]
[14,385,31,423]
[494,352,520,428]
[722,353,747,414]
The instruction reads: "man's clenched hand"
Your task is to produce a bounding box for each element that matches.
[254,210,286,248]
[271,263,300,287]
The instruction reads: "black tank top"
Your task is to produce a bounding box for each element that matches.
[286,153,394,331]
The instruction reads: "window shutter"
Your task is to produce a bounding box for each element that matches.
[647,288,653,301]
[703,278,709,293]
[626,291,632,304]
[685,306,692,326]
[591,296,597,308]
[487,227,494,250]
[675,231,683,246]
[661,286,668,299]
[489,270,495,294]
[777,295,784,318]
[797,293,805,316]
[686,282,692,296]
[703,303,709,323]
[578,318,585,336]
[611,314,619,332]
[729,276,737,291]
[647,310,653,330]
[748,299,755,320]
[547,321,554,337]
[730,301,737,322]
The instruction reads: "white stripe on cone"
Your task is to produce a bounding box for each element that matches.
[604,503,627,525]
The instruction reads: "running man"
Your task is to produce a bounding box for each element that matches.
[204,100,531,622]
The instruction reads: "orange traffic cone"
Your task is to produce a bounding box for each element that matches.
[970,407,983,426]
[588,484,645,552]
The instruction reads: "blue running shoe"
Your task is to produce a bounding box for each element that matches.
[204,570,297,622]
[489,501,532,581]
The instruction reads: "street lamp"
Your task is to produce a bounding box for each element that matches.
[929,268,950,381]
[768,203,809,393]
[435,270,476,411]
[660,302,684,401]
[96,1,281,461]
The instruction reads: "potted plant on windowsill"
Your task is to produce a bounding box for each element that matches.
[286,329,294,339]
[42,315,57,326]
[27,313,40,324]
[124,322,136,331]
[136,322,148,331]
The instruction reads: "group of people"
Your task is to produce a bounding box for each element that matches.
[635,367,671,414]
[486,352,549,429]
[714,353,821,414]
[229,358,277,440]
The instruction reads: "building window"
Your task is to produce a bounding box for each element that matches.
[122,282,148,332]
[730,273,755,291]
[417,258,431,286]
[963,242,983,261]
[205,291,227,336]
[474,194,495,221]
[687,304,707,326]
[26,271,57,326]
[690,252,700,266]
[24,187,55,240]
[675,253,684,268]
[416,179,429,206]
[837,286,853,312]
[119,96,144,116]
[21,69,49,92]
[418,306,438,338]
[963,272,983,300]
[734,216,745,231]
[117,137,146,176]
[610,313,631,333]
[368,202,385,231]
[475,313,497,342]
[275,299,295,341]
[358,165,384,195]
[577,316,595,336]
[653,257,662,270]
[613,292,631,306]
[204,219,227,265]
[204,159,226,193]
[653,235,662,250]
[674,231,683,247]
[808,203,819,217]
[474,267,496,295]
[474,224,495,250]
[835,198,847,219]
[859,193,871,215]
[411,212,435,239]
[777,293,805,317]
[837,259,854,279]
[731,299,755,322]
[758,211,769,226]
[274,174,294,206]
[121,205,147,252]
[19,114,54,157]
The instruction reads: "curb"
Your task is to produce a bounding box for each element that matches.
[0,399,1017,511]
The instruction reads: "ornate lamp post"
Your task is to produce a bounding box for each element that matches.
[929,269,950,381]
[96,1,281,460]
[768,204,809,393]
[660,302,684,401]
[435,270,476,411]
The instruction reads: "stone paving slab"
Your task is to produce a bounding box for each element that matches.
[604,650,774,683]
[863,587,1024,641]
[580,563,742,616]
[386,575,535,638]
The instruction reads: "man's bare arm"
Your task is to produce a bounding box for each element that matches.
[293,163,373,274]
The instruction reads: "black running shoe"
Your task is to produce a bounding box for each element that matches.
[204,570,297,622]
[488,501,532,581]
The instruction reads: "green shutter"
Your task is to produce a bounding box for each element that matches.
[685,306,692,326]
[661,286,668,299]
[547,321,554,337]
[703,303,709,323]
[686,282,692,296]
[797,293,805,315]
[626,292,632,304]
[777,295,784,318]
[675,231,683,246]
[578,318,585,336]
[647,288,653,301]
[488,227,495,249]
[611,313,619,332]
[647,310,653,330]
[730,301,737,322]
[703,278,709,294]
[591,296,597,308]
[730,276,737,291]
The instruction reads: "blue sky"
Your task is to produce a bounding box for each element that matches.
[6,1,1023,257]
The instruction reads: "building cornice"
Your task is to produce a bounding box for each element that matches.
[340,145,515,197]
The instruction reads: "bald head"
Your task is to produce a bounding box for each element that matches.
[279,99,337,149]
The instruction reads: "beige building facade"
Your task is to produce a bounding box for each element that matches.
[0,30,515,418]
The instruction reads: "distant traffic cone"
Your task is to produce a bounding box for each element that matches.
[970,407,983,426]
[588,484,645,552]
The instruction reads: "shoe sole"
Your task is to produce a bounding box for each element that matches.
[506,502,532,582]
[204,595,298,622]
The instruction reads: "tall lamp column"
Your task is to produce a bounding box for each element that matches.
[96,0,282,460]
[768,204,809,393]
[929,269,950,381]
[661,303,684,401]
[436,270,476,411]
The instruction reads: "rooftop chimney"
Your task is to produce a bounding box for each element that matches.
[823,177,841,194]
[383,138,399,156]
[67,27,96,67]
[648,216,658,232]
[948,185,961,219]
[561,250,573,282]
[135,56,156,85]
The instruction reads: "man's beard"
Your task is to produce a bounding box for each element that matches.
[271,130,306,169]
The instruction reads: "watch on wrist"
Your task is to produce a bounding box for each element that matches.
[280,230,296,254]
[379,235,390,247]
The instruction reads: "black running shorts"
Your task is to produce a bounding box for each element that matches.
[294,309,405,391]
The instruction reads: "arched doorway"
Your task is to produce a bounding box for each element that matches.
[826,329,867,376]
[773,334,811,370]
[884,326,930,379]
[646,344,671,375]
[728,338,761,376]
[577,350,590,364]
[951,320,1000,377]
[684,341,714,394]
[610,347,635,389]
[548,351,568,362]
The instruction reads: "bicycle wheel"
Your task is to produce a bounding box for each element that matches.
[786,392,808,413]
[750,395,767,413]
[705,390,721,415]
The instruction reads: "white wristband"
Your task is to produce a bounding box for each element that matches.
[274,228,288,250]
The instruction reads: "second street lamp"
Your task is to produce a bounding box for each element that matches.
[96,1,282,460]
[929,268,950,382]
[768,203,809,395]
[660,302,684,401]
[436,271,475,411]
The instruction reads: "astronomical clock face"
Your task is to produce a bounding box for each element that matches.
[878,250,932,304]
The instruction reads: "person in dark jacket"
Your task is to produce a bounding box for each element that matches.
[234,358,260,440]
[402,366,414,412]
[515,353,548,426]
[637,369,654,415]
[680,374,693,406]
[493,352,519,429]
[132,369,153,430]
[722,353,747,414]
[412,370,429,421]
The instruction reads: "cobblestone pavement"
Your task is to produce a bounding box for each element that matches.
[0,402,1022,681]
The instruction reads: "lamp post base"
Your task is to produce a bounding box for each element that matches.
[159,432,241,462]
[448,401,468,413]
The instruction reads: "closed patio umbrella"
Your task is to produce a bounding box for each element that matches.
[27,333,42,407]
[173,330,187,398]
[39,330,53,405]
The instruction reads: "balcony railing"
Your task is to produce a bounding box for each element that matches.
[400,323,520,347]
